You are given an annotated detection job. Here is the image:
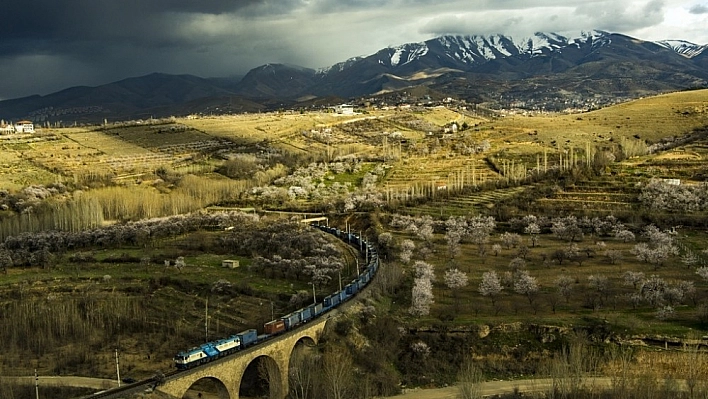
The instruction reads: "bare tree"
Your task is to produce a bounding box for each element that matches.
[508,257,526,273]
[556,275,575,303]
[258,357,283,399]
[289,346,318,399]
[604,249,623,265]
[321,346,353,399]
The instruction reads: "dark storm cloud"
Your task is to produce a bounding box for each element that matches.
[689,4,708,13]
[0,0,278,55]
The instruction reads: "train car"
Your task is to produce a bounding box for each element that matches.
[213,335,240,356]
[297,307,313,323]
[337,290,348,302]
[307,303,323,318]
[174,347,209,369]
[237,329,258,347]
[282,312,301,330]
[264,319,286,335]
[345,281,359,295]
[358,269,371,285]
[323,293,341,309]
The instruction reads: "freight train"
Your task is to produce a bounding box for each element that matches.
[174,224,378,369]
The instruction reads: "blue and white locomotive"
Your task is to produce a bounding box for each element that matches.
[174,224,380,369]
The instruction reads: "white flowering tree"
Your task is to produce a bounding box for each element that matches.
[445,216,467,262]
[615,229,635,243]
[551,216,584,242]
[500,232,522,249]
[524,223,541,247]
[444,268,468,307]
[399,239,415,264]
[514,270,539,304]
[468,216,496,255]
[640,275,668,306]
[696,266,708,281]
[478,271,503,306]
[623,271,645,289]
[410,277,434,317]
[414,260,436,281]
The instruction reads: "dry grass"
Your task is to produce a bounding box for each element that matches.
[490,89,708,147]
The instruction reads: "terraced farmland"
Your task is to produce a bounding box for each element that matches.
[383,155,500,192]
[534,178,642,214]
[403,186,529,217]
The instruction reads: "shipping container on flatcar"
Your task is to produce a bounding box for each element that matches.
[264,319,286,335]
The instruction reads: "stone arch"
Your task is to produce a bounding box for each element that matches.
[238,355,282,399]
[181,377,230,399]
[287,336,319,399]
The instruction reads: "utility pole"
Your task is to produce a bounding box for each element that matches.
[35,369,39,399]
[115,350,121,388]
[205,298,209,343]
[311,282,316,304]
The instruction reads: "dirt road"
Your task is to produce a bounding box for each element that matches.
[390,377,614,399]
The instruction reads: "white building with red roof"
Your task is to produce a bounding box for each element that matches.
[14,121,34,133]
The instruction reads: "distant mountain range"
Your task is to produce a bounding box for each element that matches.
[1,30,707,123]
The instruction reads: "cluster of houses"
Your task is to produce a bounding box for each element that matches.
[0,120,35,134]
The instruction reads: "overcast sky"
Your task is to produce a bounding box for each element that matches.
[1,0,706,100]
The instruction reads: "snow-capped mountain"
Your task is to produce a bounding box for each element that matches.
[2,30,707,122]
[657,40,708,58]
[370,30,612,70]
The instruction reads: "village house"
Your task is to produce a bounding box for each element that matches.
[14,121,35,133]
[0,120,35,134]
[0,123,14,134]
[332,104,355,115]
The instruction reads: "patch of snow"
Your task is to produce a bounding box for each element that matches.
[488,35,512,56]
[657,40,708,58]
[475,36,496,60]
[390,48,403,67]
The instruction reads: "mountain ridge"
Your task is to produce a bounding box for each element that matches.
[1,31,707,123]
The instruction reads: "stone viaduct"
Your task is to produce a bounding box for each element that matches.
[155,315,330,399]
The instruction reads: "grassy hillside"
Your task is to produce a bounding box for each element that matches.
[488,89,708,146]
